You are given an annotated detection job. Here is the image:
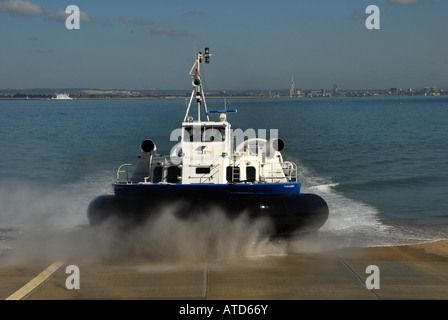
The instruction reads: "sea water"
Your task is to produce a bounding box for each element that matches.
[0,96,447,256]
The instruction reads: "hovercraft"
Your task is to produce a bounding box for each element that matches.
[87,48,329,237]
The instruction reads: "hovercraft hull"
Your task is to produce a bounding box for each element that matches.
[87,191,329,237]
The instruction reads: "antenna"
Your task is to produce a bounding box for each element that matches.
[184,47,212,122]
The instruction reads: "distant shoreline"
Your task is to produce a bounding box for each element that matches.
[1,94,446,100]
[1,86,446,100]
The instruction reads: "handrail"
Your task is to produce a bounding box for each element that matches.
[116,163,133,183]
[191,164,220,184]
[282,161,298,182]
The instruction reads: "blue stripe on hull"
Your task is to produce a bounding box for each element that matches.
[114,182,301,197]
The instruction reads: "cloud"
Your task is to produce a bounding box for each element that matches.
[149,26,188,38]
[120,16,155,25]
[0,0,43,17]
[388,0,424,5]
[46,9,94,23]
[350,12,363,20]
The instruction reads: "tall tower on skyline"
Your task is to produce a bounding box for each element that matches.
[333,83,339,94]
[290,75,295,98]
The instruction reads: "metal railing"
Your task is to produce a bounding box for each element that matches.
[282,161,298,182]
[116,163,134,184]
[187,164,221,184]
[260,161,298,183]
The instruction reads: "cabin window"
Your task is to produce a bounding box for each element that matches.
[203,127,225,142]
[196,167,211,174]
[153,166,163,183]
[246,166,256,183]
[183,126,226,142]
[167,166,181,183]
[183,126,201,142]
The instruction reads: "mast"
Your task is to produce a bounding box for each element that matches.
[184,47,212,122]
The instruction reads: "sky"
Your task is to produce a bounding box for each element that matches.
[0,0,447,90]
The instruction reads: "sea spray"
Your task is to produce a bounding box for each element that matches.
[0,177,109,265]
[90,204,286,262]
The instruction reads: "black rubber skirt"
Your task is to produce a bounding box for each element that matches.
[87,193,329,237]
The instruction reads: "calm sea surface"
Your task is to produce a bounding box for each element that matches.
[0,96,447,248]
